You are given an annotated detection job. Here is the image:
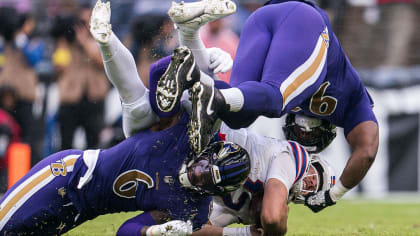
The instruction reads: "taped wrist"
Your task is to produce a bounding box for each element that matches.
[329,180,349,202]
[222,226,251,236]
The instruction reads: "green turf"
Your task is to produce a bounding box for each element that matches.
[64,199,420,235]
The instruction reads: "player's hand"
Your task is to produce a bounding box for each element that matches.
[146,220,192,236]
[207,47,233,74]
[304,190,336,213]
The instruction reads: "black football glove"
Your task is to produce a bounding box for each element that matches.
[304,190,336,213]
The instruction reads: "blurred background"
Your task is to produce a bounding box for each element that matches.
[0,0,419,199]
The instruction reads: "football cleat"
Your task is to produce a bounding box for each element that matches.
[188,81,225,153]
[90,0,112,44]
[168,0,237,32]
[156,46,200,113]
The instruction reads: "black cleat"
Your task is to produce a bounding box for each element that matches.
[156,46,200,113]
[188,81,225,153]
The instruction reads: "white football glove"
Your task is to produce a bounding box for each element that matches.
[207,47,233,74]
[146,220,193,236]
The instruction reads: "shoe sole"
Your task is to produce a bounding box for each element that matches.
[90,1,112,44]
[156,46,196,113]
[188,81,220,153]
[169,0,236,24]
[189,82,204,153]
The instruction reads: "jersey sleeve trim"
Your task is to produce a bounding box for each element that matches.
[288,141,309,183]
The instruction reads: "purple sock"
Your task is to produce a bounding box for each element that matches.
[116,212,156,236]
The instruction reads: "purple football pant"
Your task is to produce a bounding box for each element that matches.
[0,149,87,235]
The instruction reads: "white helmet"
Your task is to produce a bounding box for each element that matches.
[289,154,336,204]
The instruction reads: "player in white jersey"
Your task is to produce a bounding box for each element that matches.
[194,123,335,236]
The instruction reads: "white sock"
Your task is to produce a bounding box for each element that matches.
[177,28,212,76]
[98,32,147,104]
[220,88,244,112]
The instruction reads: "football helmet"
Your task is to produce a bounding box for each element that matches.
[283,113,336,153]
[289,154,336,204]
[179,141,250,195]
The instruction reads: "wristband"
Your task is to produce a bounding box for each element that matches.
[222,226,251,236]
[329,180,349,202]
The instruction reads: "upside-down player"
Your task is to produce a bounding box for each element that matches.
[157,0,379,214]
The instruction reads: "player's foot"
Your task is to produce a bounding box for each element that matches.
[90,0,112,44]
[156,46,200,113]
[188,81,225,153]
[168,0,236,32]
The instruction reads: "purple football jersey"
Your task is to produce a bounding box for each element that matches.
[0,114,210,234]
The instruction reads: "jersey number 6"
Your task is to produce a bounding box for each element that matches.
[309,81,337,116]
[113,170,154,198]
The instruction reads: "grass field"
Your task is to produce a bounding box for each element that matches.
[64,198,420,236]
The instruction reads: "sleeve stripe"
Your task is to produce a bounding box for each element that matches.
[280,27,329,109]
[288,141,309,183]
[296,145,308,182]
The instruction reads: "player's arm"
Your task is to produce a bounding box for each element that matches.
[338,121,379,192]
[260,179,289,236]
[260,149,299,235]
[305,121,379,212]
[117,211,192,236]
[193,224,262,236]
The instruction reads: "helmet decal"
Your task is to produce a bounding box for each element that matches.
[179,141,250,196]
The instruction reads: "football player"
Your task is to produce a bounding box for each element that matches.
[0,136,250,235]
[88,1,335,235]
[192,123,336,236]
[157,0,379,214]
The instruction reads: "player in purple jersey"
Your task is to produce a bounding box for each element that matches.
[156,0,379,213]
[0,119,250,235]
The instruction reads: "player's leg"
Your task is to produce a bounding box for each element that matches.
[189,2,329,151]
[169,0,236,76]
[0,150,84,234]
[224,3,328,121]
[90,0,158,137]
[155,0,237,114]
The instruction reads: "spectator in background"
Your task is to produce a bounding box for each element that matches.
[50,5,109,150]
[376,0,414,67]
[0,7,37,145]
[201,19,239,83]
[0,0,32,14]
[130,13,175,88]
[0,86,21,193]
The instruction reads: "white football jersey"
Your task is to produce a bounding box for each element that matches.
[209,123,310,226]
